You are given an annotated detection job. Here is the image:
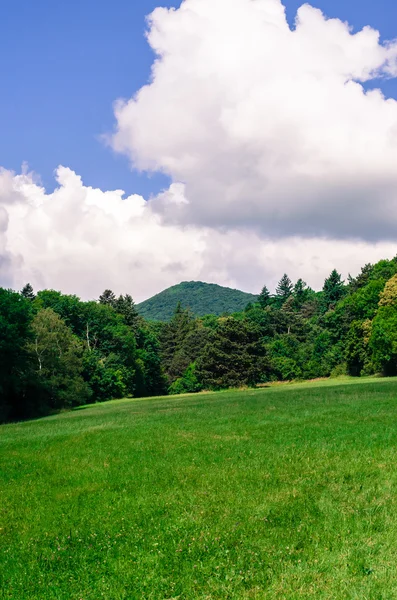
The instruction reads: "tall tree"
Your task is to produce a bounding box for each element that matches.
[322,269,345,311]
[258,285,271,308]
[29,308,91,408]
[99,290,116,308]
[114,294,140,331]
[134,329,167,398]
[292,279,315,311]
[197,318,268,389]
[347,263,373,293]
[160,303,196,385]
[276,274,293,304]
[21,283,35,301]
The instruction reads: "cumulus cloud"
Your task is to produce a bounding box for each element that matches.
[1,0,397,299]
[0,166,396,299]
[111,0,397,241]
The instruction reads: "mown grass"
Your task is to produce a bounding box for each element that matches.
[1,377,397,599]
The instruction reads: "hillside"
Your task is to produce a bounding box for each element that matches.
[137,280,258,321]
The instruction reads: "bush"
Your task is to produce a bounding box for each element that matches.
[169,363,203,395]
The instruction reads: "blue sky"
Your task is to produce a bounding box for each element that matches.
[2,0,397,298]
[1,0,397,198]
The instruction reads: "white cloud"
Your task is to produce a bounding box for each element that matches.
[0,166,396,300]
[111,0,397,241]
[1,0,397,300]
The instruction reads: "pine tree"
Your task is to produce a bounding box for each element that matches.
[196,318,268,389]
[293,279,311,308]
[99,289,116,307]
[348,263,373,292]
[276,274,293,303]
[160,302,196,384]
[21,283,35,300]
[115,294,140,331]
[258,285,271,308]
[322,270,345,310]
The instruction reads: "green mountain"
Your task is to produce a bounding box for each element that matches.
[137,281,258,321]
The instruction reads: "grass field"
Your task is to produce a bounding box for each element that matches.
[2,378,397,599]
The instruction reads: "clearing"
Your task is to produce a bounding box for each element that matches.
[1,377,397,599]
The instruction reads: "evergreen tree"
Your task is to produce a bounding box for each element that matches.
[115,294,140,331]
[99,289,116,307]
[21,283,35,300]
[276,274,293,304]
[196,318,268,389]
[258,285,271,308]
[160,302,196,385]
[293,279,313,310]
[322,270,345,311]
[347,263,373,293]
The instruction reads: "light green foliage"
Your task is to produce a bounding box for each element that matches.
[379,273,397,307]
[370,305,397,376]
[366,273,397,376]
[2,379,397,598]
[169,362,202,395]
[29,308,91,408]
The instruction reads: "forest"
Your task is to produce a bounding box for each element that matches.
[2,256,397,422]
[137,281,258,321]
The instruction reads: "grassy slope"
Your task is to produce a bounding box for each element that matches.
[137,281,258,321]
[2,378,397,599]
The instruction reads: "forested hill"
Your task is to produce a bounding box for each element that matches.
[137,281,258,321]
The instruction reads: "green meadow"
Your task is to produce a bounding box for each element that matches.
[2,378,397,599]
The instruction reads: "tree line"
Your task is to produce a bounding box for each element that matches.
[2,256,397,422]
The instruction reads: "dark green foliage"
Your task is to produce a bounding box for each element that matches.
[114,294,140,331]
[197,317,268,389]
[293,278,314,309]
[135,329,168,398]
[345,320,371,376]
[4,255,397,422]
[258,284,271,308]
[322,269,346,311]
[275,274,293,304]
[35,290,85,335]
[0,289,35,421]
[348,263,373,292]
[159,303,210,389]
[99,289,117,307]
[137,281,258,321]
[21,282,35,300]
